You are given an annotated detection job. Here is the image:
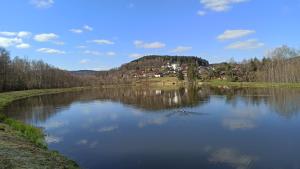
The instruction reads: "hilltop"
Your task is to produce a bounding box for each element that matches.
[120,55,209,71]
[70,55,209,75]
[69,55,210,84]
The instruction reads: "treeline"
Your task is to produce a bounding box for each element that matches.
[2,45,300,92]
[206,46,300,83]
[0,48,93,92]
[256,46,300,83]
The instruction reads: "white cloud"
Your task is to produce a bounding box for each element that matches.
[0,37,23,48]
[83,25,93,31]
[0,31,31,38]
[69,29,83,34]
[197,10,207,16]
[171,46,192,53]
[90,39,115,45]
[17,31,31,38]
[218,29,255,40]
[134,40,166,49]
[84,50,102,56]
[106,52,116,56]
[37,48,65,54]
[0,32,17,37]
[84,51,116,56]
[0,35,30,49]
[16,43,31,49]
[79,59,89,64]
[70,25,93,34]
[200,0,248,12]
[143,42,165,49]
[226,39,264,50]
[30,0,54,8]
[129,53,144,59]
[34,33,58,42]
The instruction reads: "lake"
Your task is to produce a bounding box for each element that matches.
[4,86,300,169]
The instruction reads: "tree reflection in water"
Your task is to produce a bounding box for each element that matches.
[4,86,300,123]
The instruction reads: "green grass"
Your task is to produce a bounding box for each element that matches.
[0,87,87,110]
[201,80,300,88]
[0,122,80,169]
[132,77,300,89]
[3,118,46,147]
[135,77,186,87]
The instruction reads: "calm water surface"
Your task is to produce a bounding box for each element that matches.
[5,86,300,169]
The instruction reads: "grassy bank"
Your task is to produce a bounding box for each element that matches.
[135,77,185,88]
[0,123,79,169]
[0,87,88,111]
[201,80,300,88]
[0,87,87,169]
[133,77,300,89]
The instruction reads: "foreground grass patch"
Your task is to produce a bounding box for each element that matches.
[3,118,46,148]
[0,123,80,169]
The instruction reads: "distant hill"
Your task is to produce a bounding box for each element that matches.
[69,70,99,76]
[119,55,209,71]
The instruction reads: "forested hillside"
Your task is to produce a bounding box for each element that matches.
[90,55,209,84]
[0,48,95,92]
[120,55,209,71]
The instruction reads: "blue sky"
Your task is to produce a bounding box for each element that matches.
[0,0,300,70]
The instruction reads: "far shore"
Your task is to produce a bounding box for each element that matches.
[132,77,300,88]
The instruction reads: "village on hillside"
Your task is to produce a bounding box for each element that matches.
[130,61,243,81]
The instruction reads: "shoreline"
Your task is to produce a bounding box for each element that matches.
[200,80,300,88]
[132,77,300,89]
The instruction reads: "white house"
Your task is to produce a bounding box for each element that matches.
[154,74,162,78]
[171,63,179,70]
